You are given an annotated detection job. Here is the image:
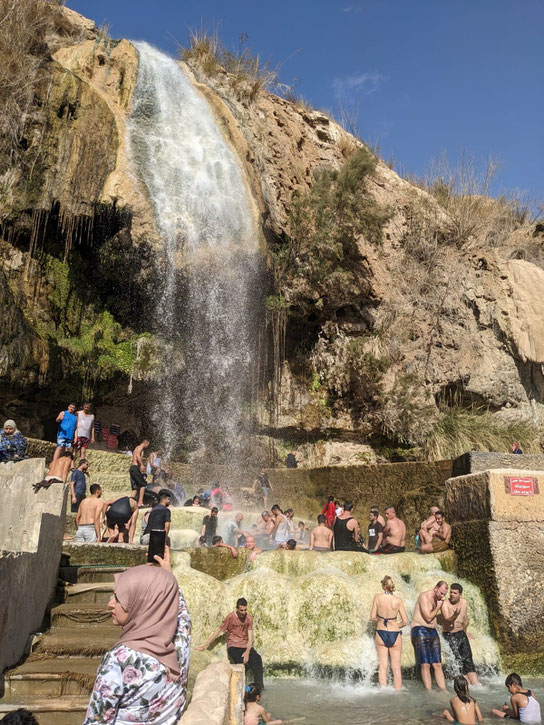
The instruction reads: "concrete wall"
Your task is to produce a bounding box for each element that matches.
[178,662,244,725]
[446,468,544,674]
[0,459,67,676]
[452,450,544,477]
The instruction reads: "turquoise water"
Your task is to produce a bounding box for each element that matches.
[261,677,544,724]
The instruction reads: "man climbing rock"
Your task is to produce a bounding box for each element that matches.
[196,597,264,687]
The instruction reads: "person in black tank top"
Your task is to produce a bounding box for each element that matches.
[333,502,359,551]
[103,495,138,543]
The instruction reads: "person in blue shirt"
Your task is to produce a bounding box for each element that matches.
[54,403,77,460]
[70,458,89,513]
[0,420,28,463]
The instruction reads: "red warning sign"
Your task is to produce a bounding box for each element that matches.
[504,476,539,496]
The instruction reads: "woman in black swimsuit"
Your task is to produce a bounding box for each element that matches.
[370,575,408,690]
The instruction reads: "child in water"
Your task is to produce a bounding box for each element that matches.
[442,675,483,725]
[244,683,283,725]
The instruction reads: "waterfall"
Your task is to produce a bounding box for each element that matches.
[127,42,261,460]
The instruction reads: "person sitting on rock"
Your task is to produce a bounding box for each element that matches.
[420,510,451,554]
[244,535,262,562]
[33,449,73,491]
[511,441,523,454]
[373,506,406,555]
[0,419,28,463]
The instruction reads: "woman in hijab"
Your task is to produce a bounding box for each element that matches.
[0,420,28,463]
[83,551,191,724]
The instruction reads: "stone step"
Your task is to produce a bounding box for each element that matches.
[4,657,101,697]
[33,627,117,657]
[88,472,130,490]
[50,602,111,628]
[84,450,132,473]
[58,581,115,604]
[58,564,126,584]
[62,542,147,567]
[0,695,89,725]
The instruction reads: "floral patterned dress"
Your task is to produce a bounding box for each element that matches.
[83,590,191,724]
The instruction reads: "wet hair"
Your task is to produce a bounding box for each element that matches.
[451,583,463,594]
[385,505,396,513]
[271,504,282,513]
[317,514,326,524]
[89,484,101,495]
[212,535,223,545]
[328,495,334,502]
[244,682,262,705]
[236,597,248,607]
[0,709,40,725]
[435,580,448,589]
[435,510,445,517]
[505,673,523,688]
[453,674,472,704]
[78,458,88,468]
[381,575,395,593]
[286,539,297,550]
[192,495,201,503]
[343,501,354,511]
[158,489,171,501]
[211,506,219,514]
[198,535,207,545]
[285,508,293,515]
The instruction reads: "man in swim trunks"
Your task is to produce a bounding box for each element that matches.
[310,514,333,551]
[420,509,451,554]
[101,495,138,543]
[53,403,77,461]
[374,506,406,554]
[75,484,102,543]
[411,580,448,690]
[130,439,149,508]
[441,583,479,685]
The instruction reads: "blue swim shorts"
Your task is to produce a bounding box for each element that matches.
[56,436,73,448]
[411,625,441,665]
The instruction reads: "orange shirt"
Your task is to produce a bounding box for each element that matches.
[220,611,253,648]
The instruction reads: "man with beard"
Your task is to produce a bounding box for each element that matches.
[196,597,264,687]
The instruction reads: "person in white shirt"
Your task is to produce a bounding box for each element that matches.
[74,402,95,459]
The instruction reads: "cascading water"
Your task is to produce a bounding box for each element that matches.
[127,42,261,460]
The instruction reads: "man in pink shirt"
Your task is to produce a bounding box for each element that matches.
[196,597,263,686]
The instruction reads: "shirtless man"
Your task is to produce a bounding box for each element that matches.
[34,449,74,490]
[411,581,448,690]
[75,484,102,543]
[101,495,138,543]
[130,439,149,508]
[440,583,479,685]
[420,510,451,554]
[244,535,263,562]
[374,506,406,554]
[420,505,441,536]
[310,514,333,551]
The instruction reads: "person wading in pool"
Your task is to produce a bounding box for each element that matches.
[440,583,479,686]
[370,575,408,690]
[411,580,448,691]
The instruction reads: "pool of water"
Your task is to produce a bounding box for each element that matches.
[261,677,544,724]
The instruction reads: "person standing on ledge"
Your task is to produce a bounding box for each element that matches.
[69,458,89,513]
[285,451,297,468]
[440,583,479,686]
[374,506,406,554]
[53,403,77,460]
[333,501,360,551]
[253,467,272,510]
[75,484,102,543]
[130,439,149,508]
[196,597,264,687]
[411,581,448,691]
[74,402,95,461]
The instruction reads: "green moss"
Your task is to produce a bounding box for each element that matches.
[501,650,544,677]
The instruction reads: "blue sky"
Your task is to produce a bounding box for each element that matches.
[66,0,543,202]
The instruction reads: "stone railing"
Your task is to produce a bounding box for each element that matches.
[0,458,67,674]
[178,662,244,725]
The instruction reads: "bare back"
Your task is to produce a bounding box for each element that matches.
[77,497,102,525]
[451,695,480,725]
[311,525,333,549]
[48,456,72,482]
[372,593,406,631]
[384,516,406,547]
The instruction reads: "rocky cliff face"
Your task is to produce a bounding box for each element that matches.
[1,5,543,457]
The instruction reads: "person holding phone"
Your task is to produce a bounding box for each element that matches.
[140,489,171,546]
[83,548,191,724]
